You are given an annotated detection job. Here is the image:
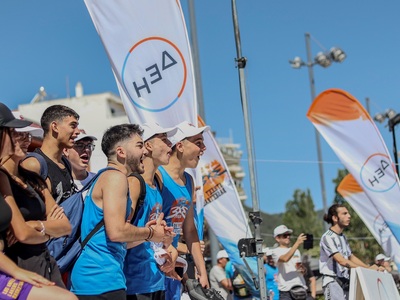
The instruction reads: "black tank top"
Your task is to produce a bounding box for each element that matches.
[34,148,75,204]
[0,192,12,234]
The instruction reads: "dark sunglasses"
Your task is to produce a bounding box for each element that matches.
[279,233,291,238]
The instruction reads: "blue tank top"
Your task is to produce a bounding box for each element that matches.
[124,182,165,294]
[70,168,131,295]
[158,166,192,247]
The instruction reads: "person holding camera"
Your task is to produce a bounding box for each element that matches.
[320,204,384,300]
[272,225,308,300]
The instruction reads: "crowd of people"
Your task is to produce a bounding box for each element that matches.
[210,205,393,300]
[0,101,396,300]
[0,102,210,300]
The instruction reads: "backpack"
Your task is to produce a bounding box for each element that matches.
[185,279,225,300]
[232,269,251,298]
[128,172,146,224]
[46,167,112,273]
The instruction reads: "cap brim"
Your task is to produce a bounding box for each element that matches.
[4,118,32,128]
[15,126,44,137]
[75,135,97,142]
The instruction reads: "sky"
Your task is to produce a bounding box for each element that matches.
[1,1,400,214]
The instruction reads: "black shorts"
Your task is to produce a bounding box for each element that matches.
[77,289,126,300]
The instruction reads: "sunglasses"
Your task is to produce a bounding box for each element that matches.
[279,233,291,238]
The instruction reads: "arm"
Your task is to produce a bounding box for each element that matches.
[42,188,71,237]
[278,234,306,262]
[332,252,372,269]
[183,203,209,288]
[0,173,49,244]
[309,276,316,298]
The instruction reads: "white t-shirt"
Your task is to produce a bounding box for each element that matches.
[272,247,307,292]
[319,229,352,287]
[209,265,230,299]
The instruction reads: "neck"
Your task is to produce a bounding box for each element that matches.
[107,161,128,175]
[162,155,185,182]
[41,140,64,163]
[330,224,344,234]
[142,158,159,186]
[2,155,21,176]
[73,169,88,181]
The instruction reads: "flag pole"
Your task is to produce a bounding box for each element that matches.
[231,1,267,299]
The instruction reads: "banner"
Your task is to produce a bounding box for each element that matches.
[84,0,205,234]
[307,88,400,243]
[198,117,259,296]
[84,0,196,126]
[338,174,400,269]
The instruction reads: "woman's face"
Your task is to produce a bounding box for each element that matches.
[11,131,32,156]
[0,128,14,165]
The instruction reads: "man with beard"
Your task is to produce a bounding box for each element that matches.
[70,124,174,300]
[158,121,210,299]
[63,130,97,190]
[124,122,179,300]
[21,105,80,204]
[320,204,383,300]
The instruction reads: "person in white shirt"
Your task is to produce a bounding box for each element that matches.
[272,225,307,300]
[209,250,232,300]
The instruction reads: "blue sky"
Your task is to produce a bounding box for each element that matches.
[1,1,400,214]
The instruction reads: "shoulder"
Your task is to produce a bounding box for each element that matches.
[20,155,41,175]
[98,169,127,187]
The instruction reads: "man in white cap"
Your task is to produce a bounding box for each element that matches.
[12,112,44,139]
[158,121,210,298]
[272,225,308,300]
[63,130,97,190]
[124,122,178,300]
[375,254,392,272]
[209,250,232,300]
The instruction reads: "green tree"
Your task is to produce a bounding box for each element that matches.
[283,189,324,240]
[333,169,382,264]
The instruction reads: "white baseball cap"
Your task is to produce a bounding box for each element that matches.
[216,249,229,260]
[141,122,178,142]
[375,254,390,261]
[273,225,293,238]
[75,132,97,142]
[169,121,210,146]
[12,112,44,138]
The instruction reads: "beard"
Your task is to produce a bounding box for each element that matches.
[126,153,143,174]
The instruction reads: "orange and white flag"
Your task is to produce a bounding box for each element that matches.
[338,174,400,268]
[307,89,400,243]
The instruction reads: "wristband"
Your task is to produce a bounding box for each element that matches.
[39,221,46,236]
[145,226,154,241]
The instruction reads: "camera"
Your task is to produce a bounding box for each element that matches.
[303,234,313,250]
[238,238,257,257]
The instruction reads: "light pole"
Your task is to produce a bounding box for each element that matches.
[290,33,346,230]
[374,109,400,175]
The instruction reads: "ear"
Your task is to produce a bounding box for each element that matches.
[332,214,338,224]
[62,148,69,157]
[144,140,153,152]
[175,141,185,153]
[50,121,59,133]
[115,145,126,158]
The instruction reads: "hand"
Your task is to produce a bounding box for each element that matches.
[199,240,205,255]
[13,268,55,287]
[47,204,65,220]
[159,250,176,273]
[198,273,209,288]
[295,233,307,246]
[165,269,182,281]
[149,213,176,243]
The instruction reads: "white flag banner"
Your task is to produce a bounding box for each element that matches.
[84,0,206,235]
[338,174,400,270]
[307,89,400,243]
[198,119,258,295]
[84,0,196,126]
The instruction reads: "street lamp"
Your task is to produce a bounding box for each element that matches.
[373,109,400,174]
[290,33,346,230]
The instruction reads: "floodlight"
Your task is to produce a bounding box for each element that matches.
[289,56,303,69]
[315,52,331,68]
[330,47,346,63]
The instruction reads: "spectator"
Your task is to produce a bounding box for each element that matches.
[263,247,279,300]
[272,225,308,300]
[210,250,232,300]
[375,254,392,272]
[21,105,80,203]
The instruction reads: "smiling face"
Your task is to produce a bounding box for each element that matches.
[275,232,292,247]
[120,133,148,174]
[53,116,80,148]
[179,133,206,169]
[146,133,172,166]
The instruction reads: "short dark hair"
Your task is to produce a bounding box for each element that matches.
[40,105,79,136]
[323,203,347,225]
[101,124,143,158]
